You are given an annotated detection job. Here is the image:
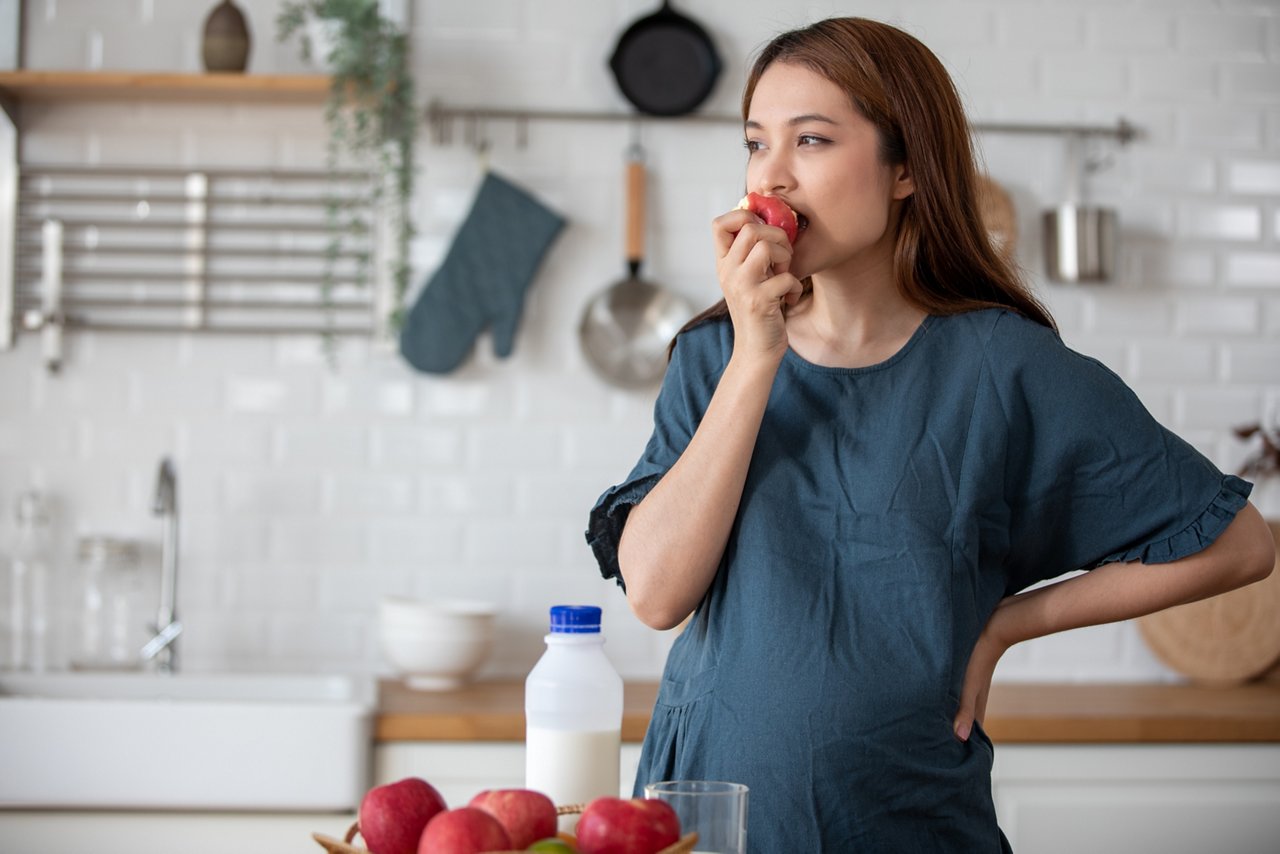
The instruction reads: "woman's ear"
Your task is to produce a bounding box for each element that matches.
[892,162,915,200]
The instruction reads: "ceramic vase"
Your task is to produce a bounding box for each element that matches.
[201,0,251,73]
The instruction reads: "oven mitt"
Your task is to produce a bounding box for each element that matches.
[399,172,566,374]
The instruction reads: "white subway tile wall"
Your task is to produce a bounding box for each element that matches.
[1,0,1278,683]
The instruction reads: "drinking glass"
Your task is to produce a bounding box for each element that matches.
[643,780,748,854]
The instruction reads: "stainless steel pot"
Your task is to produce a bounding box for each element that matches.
[1043,204,1116,284]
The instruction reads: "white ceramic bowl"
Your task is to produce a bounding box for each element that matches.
[377,597,497,691]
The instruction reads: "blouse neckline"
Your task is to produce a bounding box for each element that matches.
[782,314,935,375]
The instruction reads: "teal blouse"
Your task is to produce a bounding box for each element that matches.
[587,308,1250,853]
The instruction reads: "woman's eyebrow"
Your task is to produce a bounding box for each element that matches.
[744,113,840,130]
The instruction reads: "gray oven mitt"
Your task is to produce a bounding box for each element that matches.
[399,172,566,374]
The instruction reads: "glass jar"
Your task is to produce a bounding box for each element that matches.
[73,536,145,671]
[7,491,54,672]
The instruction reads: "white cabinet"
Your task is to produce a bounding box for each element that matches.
[992,744,1280,854]
[5,742,1277,853]
[0,810,355,854]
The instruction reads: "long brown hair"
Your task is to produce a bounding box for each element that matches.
[674,17,1055,347]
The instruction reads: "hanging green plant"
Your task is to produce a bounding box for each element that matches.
[277,0,416,342]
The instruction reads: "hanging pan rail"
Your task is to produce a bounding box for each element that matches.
[11,164,380,370]
[424,100,1137,148]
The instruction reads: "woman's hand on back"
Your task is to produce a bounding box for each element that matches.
[712,208,802,366]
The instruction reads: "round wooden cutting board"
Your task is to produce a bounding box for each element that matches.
[1138,520,1280,686]
[976,174,1018,260]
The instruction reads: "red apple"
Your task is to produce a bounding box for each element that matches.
[576,797,680,854]
[468,788,558,848]
[418,807,512,854]
[359,777,448,854]
[738,192,799,244]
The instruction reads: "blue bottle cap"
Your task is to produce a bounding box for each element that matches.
[549,605,602,633]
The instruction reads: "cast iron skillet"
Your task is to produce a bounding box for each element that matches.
[609,1,722,116]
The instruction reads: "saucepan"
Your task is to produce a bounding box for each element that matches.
[579,146,693,388]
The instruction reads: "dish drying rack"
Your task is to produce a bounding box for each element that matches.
[6,164,393,371]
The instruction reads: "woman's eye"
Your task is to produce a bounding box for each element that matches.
[743,139,762,153]
[798,134,827,146]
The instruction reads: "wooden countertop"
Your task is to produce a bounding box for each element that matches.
[375,679,1280,744]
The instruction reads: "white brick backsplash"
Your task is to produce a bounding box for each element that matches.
[1089,8,1174,52]
[1131,340,1216,382]
[183,516,269,564]
[276,421,369,465]
[464,519,558,565]
[367,519,464,565]
[323,376,414,418]
[417,472,515,516]
[1084,294,1174,335]
[270,519,368,564]
[1227,158,1280,194]
[1137,151,1217,193]
[1225,250,1280,286]
[222,471,323,514]
[999,7,1086,49]
[371,424,462,469]
[327,472,415,515]
[1177,202,1263,241]
[1225,63,1280,101]
[80,418,179,463]
[1040,53,1128,97]
[227,375,322,416]
[1023,622,1125,672]
[1223,341,1280,382]
[465,424,564,470]
[266,614,367,664]
[1132,57,1218,100]
[6,0,1279,684]
[1176,12,1270,56]
[1179,105,1266,150]
[1136,246,1216,288]
[950,52,1039,98]
[418,379,514,419]
[1177,387,1262,431]
[1265,297,1280,333]
[1174,296,1262,334]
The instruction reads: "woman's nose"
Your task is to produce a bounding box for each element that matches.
[750,153,795,195]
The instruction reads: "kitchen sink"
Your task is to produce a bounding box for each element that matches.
[0,671,374,811]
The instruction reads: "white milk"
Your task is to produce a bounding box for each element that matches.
[525,726,621,829]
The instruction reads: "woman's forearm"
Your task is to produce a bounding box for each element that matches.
[990,501,1276,649]
[618,354,779,630]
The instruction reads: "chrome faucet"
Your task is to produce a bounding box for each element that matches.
[142,457,182,672]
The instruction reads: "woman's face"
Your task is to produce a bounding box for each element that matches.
[744,61,913,282]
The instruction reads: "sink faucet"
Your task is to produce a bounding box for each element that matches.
[143,457,182,672]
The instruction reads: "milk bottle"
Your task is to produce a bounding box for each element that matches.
[525,605,623,829]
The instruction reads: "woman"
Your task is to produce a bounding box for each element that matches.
[586,17,1275,852]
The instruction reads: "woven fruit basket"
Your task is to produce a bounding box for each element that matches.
[312,804,698,854]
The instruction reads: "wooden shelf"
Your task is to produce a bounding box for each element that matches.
[0,70,331,103]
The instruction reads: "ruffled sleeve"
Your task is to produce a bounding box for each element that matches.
[1096,476,1251,566]
[985,311,1253,594]
[585,321,730,589]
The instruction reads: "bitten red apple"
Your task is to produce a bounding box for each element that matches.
[358,777,448,854]
[738,192,799,244]
[418,807,512,854]
[576,797,681,854]
[468,788,558,848]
